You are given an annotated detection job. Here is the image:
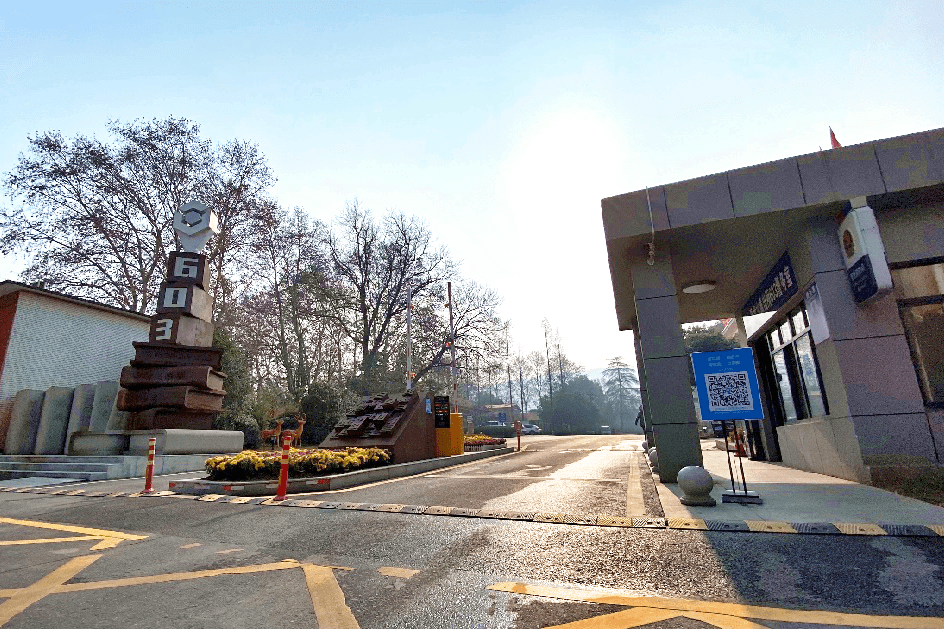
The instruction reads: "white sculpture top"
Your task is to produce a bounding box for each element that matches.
[174,200,220,253]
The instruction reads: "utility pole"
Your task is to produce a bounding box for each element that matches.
[506,334,514,423]
[557,330,565,389]
[544,326,554,434]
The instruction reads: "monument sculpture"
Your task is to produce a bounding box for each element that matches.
[69,201,243,456]
[117,201,224,430]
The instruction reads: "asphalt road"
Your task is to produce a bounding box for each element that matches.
[1,435,943,628]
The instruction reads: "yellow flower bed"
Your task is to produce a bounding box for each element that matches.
[205,447,391,481]
[464,434,506,446]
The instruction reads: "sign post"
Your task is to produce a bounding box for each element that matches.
[691,348,765,504]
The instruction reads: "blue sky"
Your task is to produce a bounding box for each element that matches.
[2,1,942,370]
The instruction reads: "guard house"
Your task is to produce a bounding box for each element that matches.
[602,128,944,483]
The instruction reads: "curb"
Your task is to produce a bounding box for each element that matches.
[3,485,943,538]
[166,447,517,496]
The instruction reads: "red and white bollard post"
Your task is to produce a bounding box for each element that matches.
[142,437,156,494]
[274,433,292,501]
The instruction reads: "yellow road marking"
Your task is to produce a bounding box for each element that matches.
[377,567,419,579]
[488,582,944,628]
[180,543,201,549]
[745,521,797,534]
[625,454,644,517]
[89,538,124,550]
[302,564,360,628]
[216,548,243,555]
[0,536,100,546]
[0,554,101,625]
[545,607,679,628]
[57,560,301,593]
[685,610,770,628]
[0,517,147,541]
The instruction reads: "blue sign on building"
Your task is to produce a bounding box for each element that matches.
[741,252,798,317]
[691,348,764,421]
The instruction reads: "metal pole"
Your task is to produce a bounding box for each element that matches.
[447,281,457,412]
[735,426,749,494]
[723,421,737,493]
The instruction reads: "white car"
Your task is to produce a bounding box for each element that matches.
[521,423,541,435]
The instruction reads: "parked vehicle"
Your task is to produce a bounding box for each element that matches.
[599,425,613,435]
[521,423,541,435]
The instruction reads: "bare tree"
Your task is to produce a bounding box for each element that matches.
[325,201,454,391]
[1,117,274,313]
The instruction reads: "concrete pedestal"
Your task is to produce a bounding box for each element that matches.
[69,429,243,456]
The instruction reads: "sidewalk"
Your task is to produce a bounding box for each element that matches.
[653,444,944,526]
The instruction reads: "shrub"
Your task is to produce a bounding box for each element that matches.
[205,447,391,481]
[212,411,261,450]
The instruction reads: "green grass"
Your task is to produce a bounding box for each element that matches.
[872,467,944,508]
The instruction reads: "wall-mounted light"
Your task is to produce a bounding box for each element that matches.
[682,280,717,294]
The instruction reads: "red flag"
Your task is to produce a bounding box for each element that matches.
[829,126,841,149]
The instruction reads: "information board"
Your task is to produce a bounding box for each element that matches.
[691,348,764,421]
[433,396,450,428]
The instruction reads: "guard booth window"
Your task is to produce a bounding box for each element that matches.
[766,303,828,423]
[892,260,944,406]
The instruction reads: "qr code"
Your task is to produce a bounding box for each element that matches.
[704,372,754,412]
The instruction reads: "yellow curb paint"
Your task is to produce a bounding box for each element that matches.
[89,538,124,551]
[487,582,944,628]
[542,607,680,628]
[179,543,202,549]
[668,518,708,530]
[302,564,360,628]
[64,490,86,496]
[56,560,303,593]
[745,521,797,534]
[0,518,147,541]
[377,567,419,579]
[625,454,645,518]
[834,522,887,536]
[0,536,100,546]
[0,554,101,626]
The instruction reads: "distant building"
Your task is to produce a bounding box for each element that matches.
[0,281,149,448]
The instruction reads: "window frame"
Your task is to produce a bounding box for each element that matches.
[891,257,944,408]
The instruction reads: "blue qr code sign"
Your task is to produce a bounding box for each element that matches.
[704,371,754,412]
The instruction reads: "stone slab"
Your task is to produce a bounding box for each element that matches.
[34,386,74,454]
[128,429,243,455]
[121,365,225,391]
[117,386,225,412]
[105,391,130,431]
[132,342,224,369]
[3,390,43,455]
[67,384,96,439]
[156,282,213,321]
[90,381,120,432]
[127,407,216,431]
[69,431,129,456]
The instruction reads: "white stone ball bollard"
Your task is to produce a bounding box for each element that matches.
[640,439,649,451]
[647,447,658,470]
[678,465,717,506]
